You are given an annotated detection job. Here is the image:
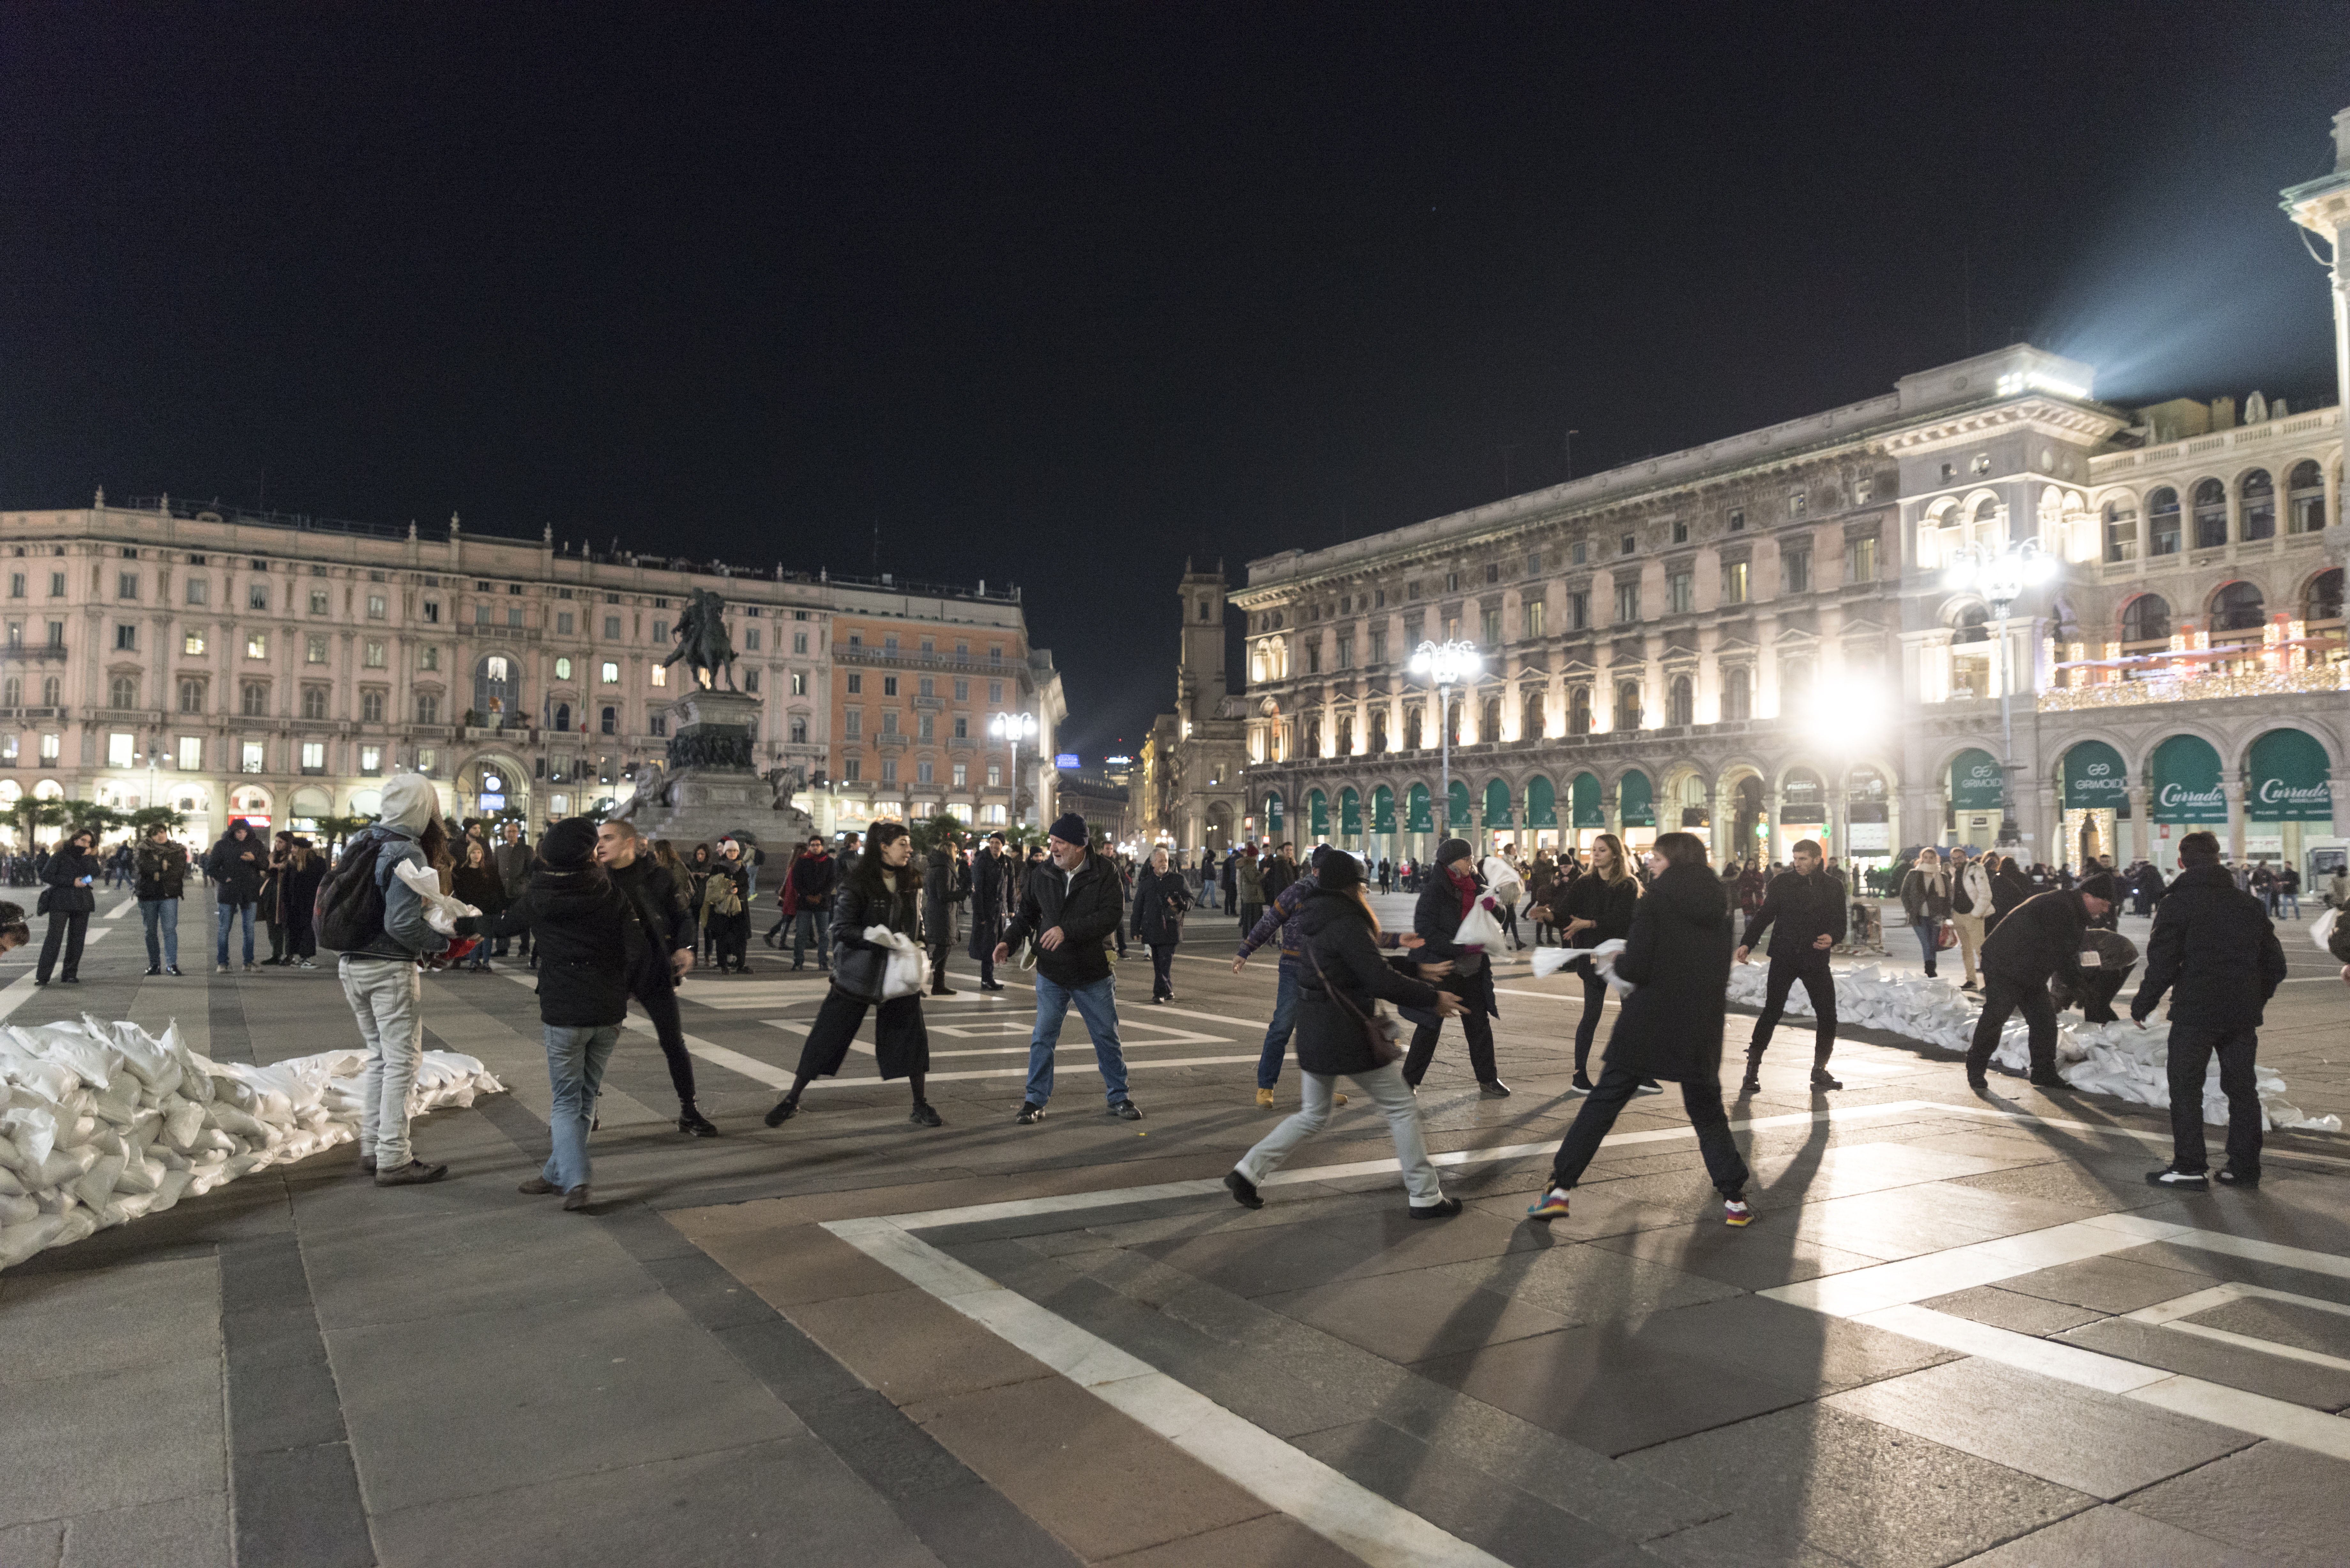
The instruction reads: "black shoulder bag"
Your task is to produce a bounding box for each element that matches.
[1306,934,1403,1068]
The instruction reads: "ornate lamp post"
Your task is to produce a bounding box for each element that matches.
[1944,539,2057,848]
[989,710,1036,829]
[1408,639,1483,843]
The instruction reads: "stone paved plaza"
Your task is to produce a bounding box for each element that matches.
[2,891,2347,1567]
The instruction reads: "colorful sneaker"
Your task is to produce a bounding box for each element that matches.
[1526,1187,1572,1220]
[1724,1198,1754,1227]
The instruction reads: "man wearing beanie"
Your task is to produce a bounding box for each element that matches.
[326,772,455,1186]
[1401,837,1508,1096]
[1963,868,2115,1092]
[995,813,1141,1124]
[2131,832,2287,1190]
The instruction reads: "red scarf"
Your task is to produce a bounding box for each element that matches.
[1449,863,1479,919]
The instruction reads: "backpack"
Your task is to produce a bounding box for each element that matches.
[316,831,394,952]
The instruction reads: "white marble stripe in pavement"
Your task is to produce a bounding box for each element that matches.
[104,894,136,919]
[826,1213,1515,1568]
[2124,1283,2350,1376]
[0,926,110,970]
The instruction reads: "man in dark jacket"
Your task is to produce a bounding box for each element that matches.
[788,836,837,971]
[994,813,1140,1125]
[594,819,715,1137]
[922,831,968,996]
[1965,873,2115,1090]
[134,824,191,976]
[1735,840,1849,1091]
[1261,842,1299,904]
[967,832,1010,991]
[206,819,266,972]
[2132,832,2288,1189]
[492,821,534,959]
[1401,838,1507,1096]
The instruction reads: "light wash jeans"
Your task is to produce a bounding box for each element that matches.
[140,897,179,969]
[217,899,255,966]
[542,1023,620,1193]
[1256,965,1302,1088]
[341,956,423,1168]
[1024,972,1131,1108]
[1238,1063,1442,1206]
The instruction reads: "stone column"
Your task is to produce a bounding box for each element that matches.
[2224,772,2248,860]
[2037,782,2059,867]
[2331,767,2350,838]
[2127,785,2151,863]
[1765,787,1784,864]
[1713,775,1739,865]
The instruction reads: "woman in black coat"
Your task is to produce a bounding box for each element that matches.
[1225,853,1466,1216]
[1986,855,2031,935]
[965,834,1009,991]
[1541,832,1645,1091]
[1130,846,1191,1004]
[279,839,328,969]
[1527,832,1755,1227]
[34,828,99,985]
[921,832,968,996]
[762,821,939,1127]
[1399,837,1506,1094]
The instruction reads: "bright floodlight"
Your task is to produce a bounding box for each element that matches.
[989,712,1036,740]
[1409,639,1482,686]
[1946,539,2054,615]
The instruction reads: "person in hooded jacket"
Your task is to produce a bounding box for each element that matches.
[1130,845,1191,1004]
[1400,837,1508,1097]
[34,826,99,985]
[1964,873,2117,1090]
[2132,832,2289,1190]
[206,818,266,971]
[763,821,938,1127]
[1224,852,1467,1217]
[1528,833,1754,1226]
[922,828,968,996]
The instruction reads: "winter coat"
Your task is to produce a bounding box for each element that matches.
[41,847,98,915]
[921,847,967,948]
[452,860,508,916]
[1002,849,1125,987]
[206,829,266,906]
[1899,867,1951,922]
[609,856,693,967]
[1551,871,1638,946]
[468,868,630,1027]
[1403,866,1497,1025]
[281,855,327,941]
[494,838,534,900]
[1741,869,1848,961]
[1236,857,1266,907]
[2139,864,2170,903]
[1601,860,1734,1083]
[1952,860,1993,917]
[1978,888,2090,993]
[1131,865,1192,946]
[134,840,190,902]
[2128,863,2289,1031]
[966,847,1010,961]
[1262,856,1299,904]
[1986,866,2031,931]
[1294,888,1443,1076]
[789,848,838,911]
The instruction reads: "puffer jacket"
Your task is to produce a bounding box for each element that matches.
[135,839,190,902]
[469,867,630,1026]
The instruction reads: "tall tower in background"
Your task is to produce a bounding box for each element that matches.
[2283,105,2350,537]
[1176,558,1229,727]
[1140,559,1248,851]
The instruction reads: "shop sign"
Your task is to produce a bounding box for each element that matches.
[2248,728,2333,822]
[2150,734,2226,823]
[2060,741,2128,810]
[1949,749,2003,811]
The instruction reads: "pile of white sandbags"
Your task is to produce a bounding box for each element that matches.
[1723,962,2340,1133]
[0,1016,504,1270]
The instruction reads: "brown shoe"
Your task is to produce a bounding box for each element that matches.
[563,1185,592,1211]
[374,1158,448,1187]
[519,1177,558,1195]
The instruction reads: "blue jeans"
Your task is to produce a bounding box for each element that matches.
[1912,916,1942,972]
[1024,972,1130,1108]
[216,900,254,965]
[141,898,180,969]
[1257,964,1302,1088]
[794,908,830,968]
[543,1023,620,1192]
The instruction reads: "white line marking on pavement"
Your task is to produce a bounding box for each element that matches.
[2123,1282,2350,1375]
[105,895,136,919]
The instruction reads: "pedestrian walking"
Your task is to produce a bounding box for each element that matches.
[206,818,266,973]
[459,817,630,1208]
[452,839,508,971]
[492,821,534,961]
[2133,833,2288,1189]
[133,824,190,976]
[788,833,837,971]
[1400,837,1508,1096]
[1224,852,1465,1218]
[967,831,1010,991]
[1899,849,1952,979]
[1964,873,2117,1091]
[1131,846,1191,1004]
[1527,833,1755,1227]
[1541,833,1644,1095]
[1235,843,1266,935]
[1949,847,1991,991]
[994,813,1141,1124]
[2279,865,2301,919]
[34,827,99,985]
[1236,847,1385,1107]
[280,839,327,969]
[1735,839,1849,1091]
[593,819,717,1136]
[320,775,457,1186]
[923,827,968,995]
[763,820,939,1127]
[1219,848,1238,916]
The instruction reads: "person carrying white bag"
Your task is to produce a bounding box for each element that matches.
[1400,837,1511,1097]
[761,822,943,1129]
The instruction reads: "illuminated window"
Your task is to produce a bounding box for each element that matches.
[555,656,572,680]
[601,661,619,683]
[246,632,268,659]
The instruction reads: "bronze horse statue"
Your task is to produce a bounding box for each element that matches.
[661,588,738,691]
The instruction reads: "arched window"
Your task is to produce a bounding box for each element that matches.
[1303,717,1320,756]
[2102,501,2138,562]
[1614,680,1642,731]
[2289,460,2328,534]
[178,677,205,714]
[2,677,19,709]
[2304,568,2342,624]
[553,702,571,732]
[1337,716,1354,754]
[789,716,809,744]
[1781,659,1815,705]
[1569,686,1593,734]
[241,681,269,717]
[2121,593,2170,645]
[1370,712,1388,752]
[109,674,137,709]
[415,693,440,725]
[1481,698,1500,742]
[2147,487,2181,556]
[39,676,59,708]
[597,706,615,735]
[1667,675,1694,727]
[1953,607,1989,645]
[1405,706,1423,750]
[2193,479,2227,550]
[2210,581,2265,633]
[2240,470,2275,542]
[300,686,329,720]
[1523,691,1544,741]
[1721,666,1751,721]
[1447,700,1463,746]
[1972,497,2003,549]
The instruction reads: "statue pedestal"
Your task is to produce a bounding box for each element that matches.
[624,687,814,852]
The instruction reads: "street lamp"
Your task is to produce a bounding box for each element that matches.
[1944,538,2058,848]
[989,710,1036,828]
[1408,639,1482,844]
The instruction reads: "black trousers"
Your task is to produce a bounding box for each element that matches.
[2073,968,2128,1025]
[633,979,698,1108]
[2166,1024,2262,1176]
[1570,963,1609,1077]
[36,909,87,983]
[1148,942,1175,999]
[1404,992,1496,1087]
[1748,954,1837,1067]
[1550,1062,1749,1197]
[1965,974,2060,1080]
[928,941,954,992]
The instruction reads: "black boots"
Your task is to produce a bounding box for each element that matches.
[678,1105,719,1137]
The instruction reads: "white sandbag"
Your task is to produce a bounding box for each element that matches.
[72,1151,126,1213]
[392,858,481,936]
[0,1214,65,1268]
[860,927,928,1000]
[18,1025,116,1092]
[0,1159,24,1195]
[0,1192,37,1226]
[1455,900,1509,954]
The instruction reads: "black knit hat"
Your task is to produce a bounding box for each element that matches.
[1049,812,1087,846]
[1436,837,1474,867]
[542,816,599,871]
[1317,852,1364,893]
[2078,872,2118,902]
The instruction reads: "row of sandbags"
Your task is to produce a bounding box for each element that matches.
[1722,962,2341,1133]
[0,1017,505,1270]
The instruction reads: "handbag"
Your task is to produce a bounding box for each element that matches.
[1306,935,1403,1068]
[1937,923,1959,950]
[833,942,889,1003]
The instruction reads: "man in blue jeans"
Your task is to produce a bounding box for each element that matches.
[1233,846,1409,1110]
[995,813,1140,1126]
[134,823,191,976]
[205,818,265,972]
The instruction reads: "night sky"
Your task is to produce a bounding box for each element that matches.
[4,5,2345,759]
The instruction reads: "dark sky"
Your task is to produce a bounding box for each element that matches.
[4,5,2345,758]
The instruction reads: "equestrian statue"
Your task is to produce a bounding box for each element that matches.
[661,588,738,691]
